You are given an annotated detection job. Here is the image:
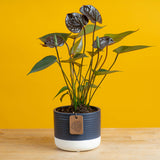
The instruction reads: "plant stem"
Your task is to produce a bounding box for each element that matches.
[89,55,103,100]
[99,46,108,69]
[84,49,100,103]
[78,27,86,102]
[88,53,119,105]
[65,42,73,88]
[65,41,78,108]
[55,46,72,101]
[88,46,108,101]
[89,22,97,78]
[81,22,97,103]
[86,22,96,85]
[88,46,108,100]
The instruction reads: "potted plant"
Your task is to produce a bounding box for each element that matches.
[28,5,150,151]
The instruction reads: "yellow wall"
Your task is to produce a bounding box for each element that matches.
[0,0,160,129]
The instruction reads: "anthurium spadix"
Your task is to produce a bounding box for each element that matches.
[28,5,150,110]
[93,36,114,50]
[27,4,151,152]
[39,33,71,48]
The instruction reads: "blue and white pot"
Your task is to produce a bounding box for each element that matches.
[54,106,101,151]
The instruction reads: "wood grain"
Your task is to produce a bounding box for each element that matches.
[0,128,160,160]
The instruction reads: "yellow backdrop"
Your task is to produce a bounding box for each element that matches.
[0,0,160,128]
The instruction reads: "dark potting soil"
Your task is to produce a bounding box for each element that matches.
[56,105,98,113]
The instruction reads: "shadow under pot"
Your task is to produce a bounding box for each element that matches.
[54,106,101,151]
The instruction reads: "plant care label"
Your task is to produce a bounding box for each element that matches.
[69,115,83,135]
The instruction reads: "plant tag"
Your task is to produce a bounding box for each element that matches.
[69,115,83,135]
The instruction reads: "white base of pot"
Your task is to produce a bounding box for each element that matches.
[54,136,101,151]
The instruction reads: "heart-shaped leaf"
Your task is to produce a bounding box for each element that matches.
[80,5,102,24]
[65,13,88,33]
[113,45,150,54]
[70,25,104,39]
[60,92,69,102]
[40,33,70,42]
[39,33,70,48]
[104,30,138,43]
[55,86,68,98]
[93,36,114,50]
[94,69,120,75]
[70,38,83,54]
[28,55,57,75]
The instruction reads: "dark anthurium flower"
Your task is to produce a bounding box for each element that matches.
[41,35,64,48]
[65,13,89,33]
[93,36,114,50]
[80,5,102,24]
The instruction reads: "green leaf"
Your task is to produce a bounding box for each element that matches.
[94,69,120,75]
[70,38,83,54]
[39,33,71,42]
[79,25,104,37]
[27,55,57,75]
[70,25,104,38]
[72,61,82,67]
[61,60,82,67]
[104,30,138,43]
[60,92,69,102]
[55,86,68,98]
[87,49,102,56]
[61,53,87,63]
[87,51,97,57]
[73,53,87,59]
[113,45,151,54]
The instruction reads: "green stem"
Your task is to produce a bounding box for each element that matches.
[65,41,77,107]
[88,22,96,80]
[89,46,108,100]
[84,49,100,103]
[89,55,103,100]
[70,39,80,87]
[81,22,96,103]
[55,46,72,101]
[88,53,119,105]
[78,27,86,102]
[99,46,108,70]
[84,22,96,85]
[65,42,73,87]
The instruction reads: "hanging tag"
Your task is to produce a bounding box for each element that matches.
[69,115,83,135]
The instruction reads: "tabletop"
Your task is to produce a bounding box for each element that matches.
[0,128,160,160]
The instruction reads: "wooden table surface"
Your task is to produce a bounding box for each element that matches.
[0,128,160,160]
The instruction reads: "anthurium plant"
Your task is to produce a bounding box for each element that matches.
[28,5,150,112]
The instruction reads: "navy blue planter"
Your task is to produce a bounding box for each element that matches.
[54,106,101,141]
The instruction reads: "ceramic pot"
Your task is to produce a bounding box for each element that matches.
[54,106,101,151]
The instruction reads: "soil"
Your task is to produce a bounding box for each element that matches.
[56,105,98,113]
